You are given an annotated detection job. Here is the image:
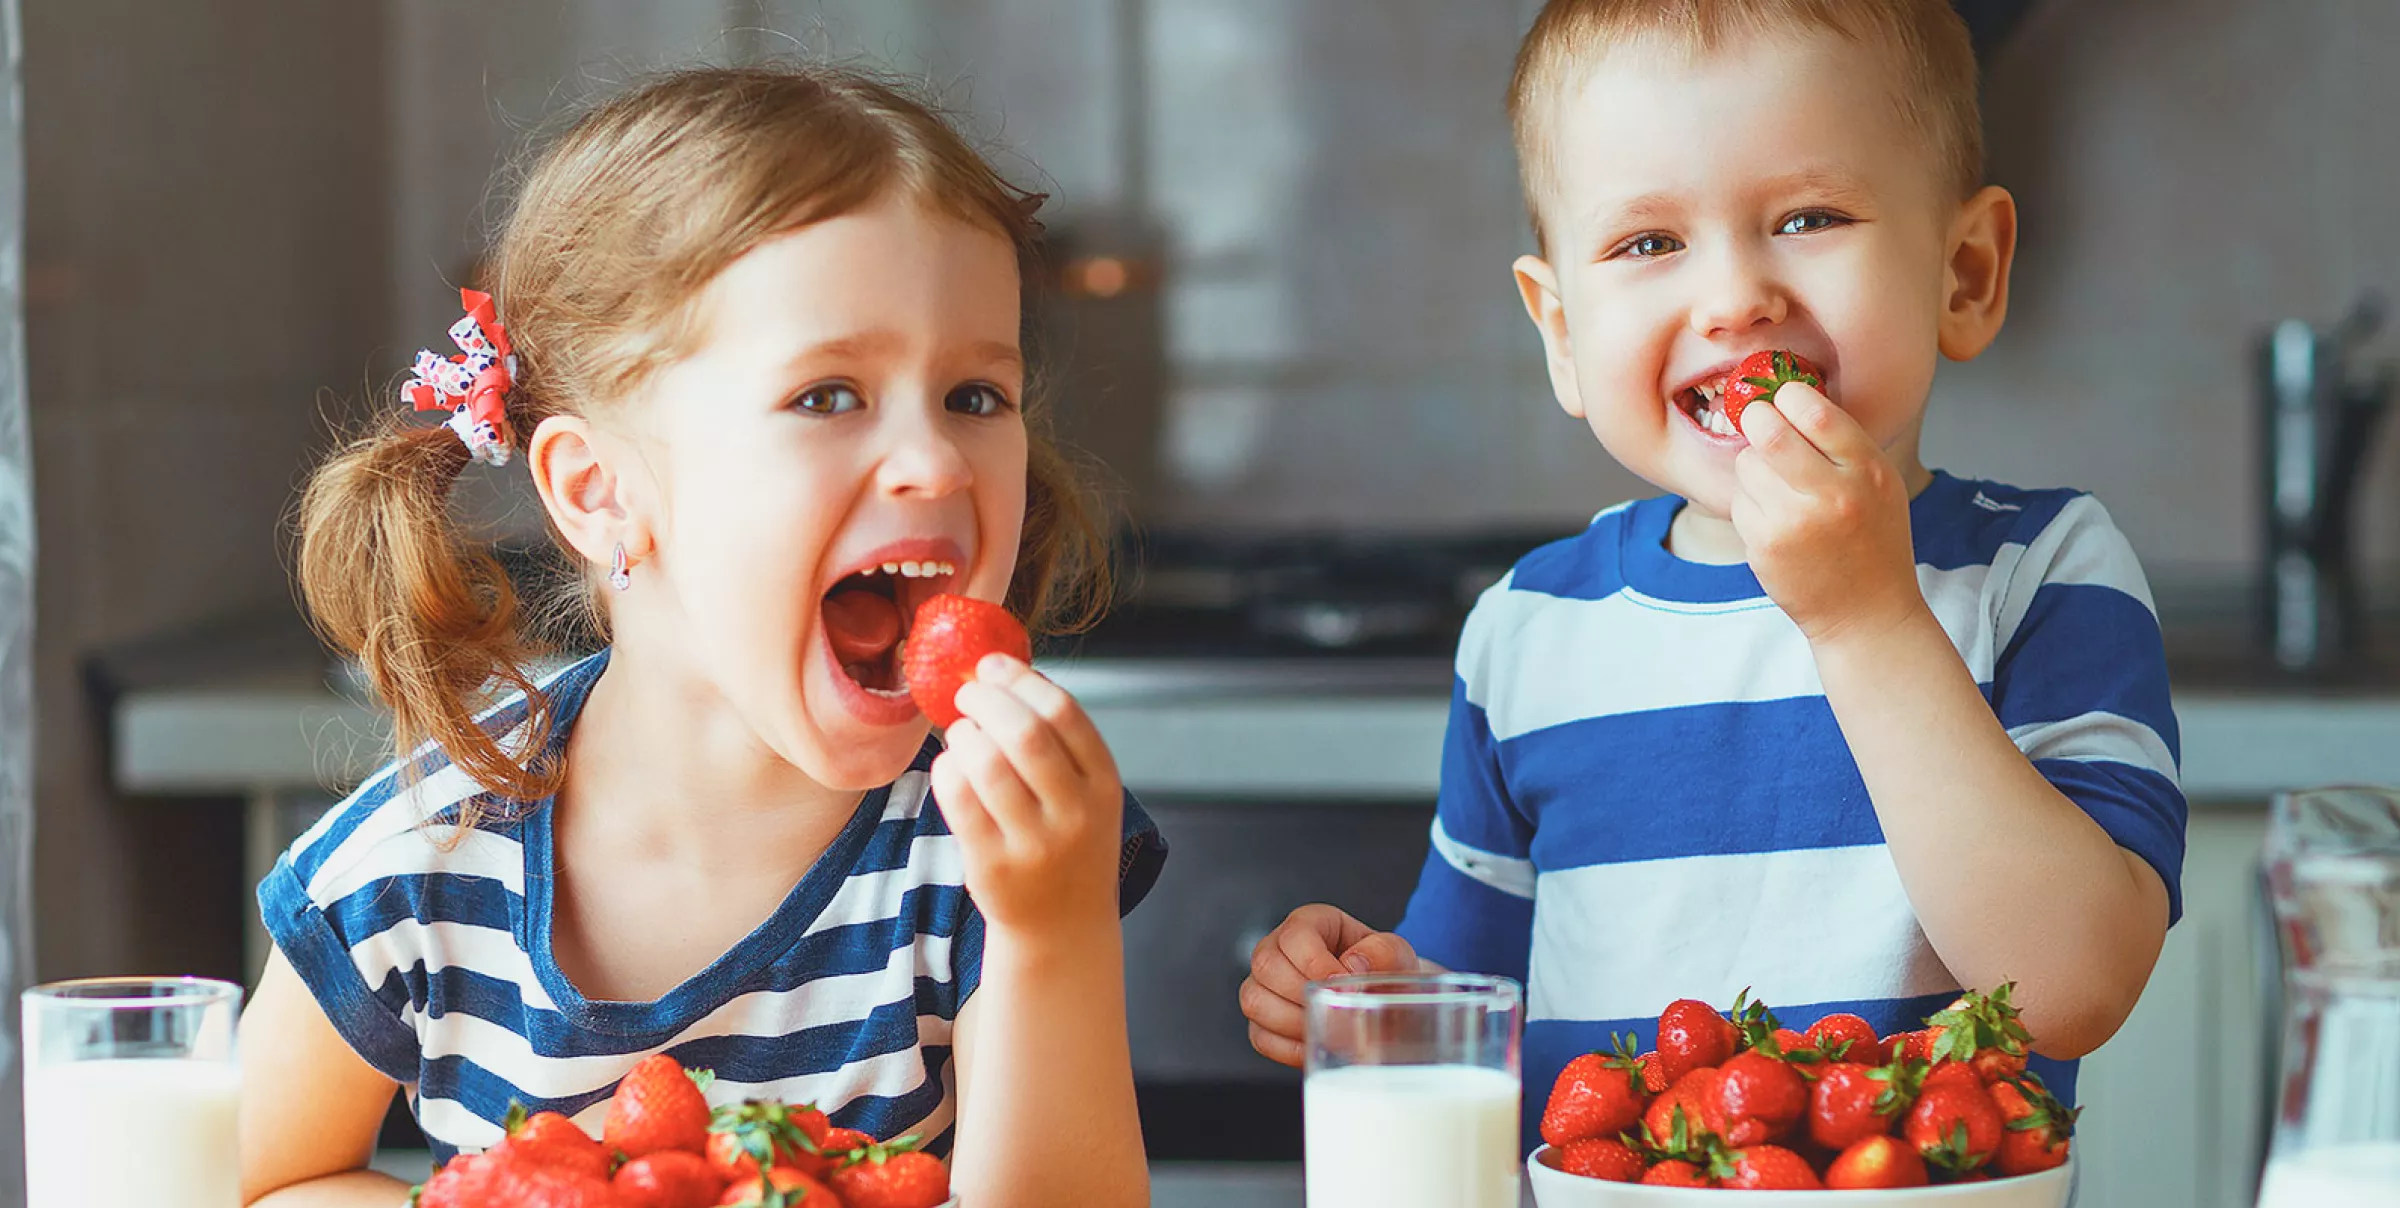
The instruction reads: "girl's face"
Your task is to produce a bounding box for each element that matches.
[621,194,1028,790]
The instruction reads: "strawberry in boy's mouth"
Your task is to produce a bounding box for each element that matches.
[820,541,965,719]
[1673,349,1828,441]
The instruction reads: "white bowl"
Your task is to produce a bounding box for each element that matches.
[1526,1147,2072,1207]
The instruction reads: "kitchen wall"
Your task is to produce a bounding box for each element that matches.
[22,1,388,981]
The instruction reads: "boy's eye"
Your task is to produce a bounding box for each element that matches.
[1613,233,1685,260]
[1778,211,1847,236]
[946,383,1012,417]
[793,383,865,415]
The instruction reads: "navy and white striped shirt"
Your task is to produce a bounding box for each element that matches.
[1395,472,2186,1149]
[260,651,1166,1162]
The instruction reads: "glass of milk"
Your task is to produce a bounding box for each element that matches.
[21,977,242,1208]
[1304,972,1522,1208]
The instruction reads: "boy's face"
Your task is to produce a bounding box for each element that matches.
[1517,29,1973,520]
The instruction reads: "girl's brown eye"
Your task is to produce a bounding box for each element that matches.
[946,384,1010,417]
[794,383,865,415]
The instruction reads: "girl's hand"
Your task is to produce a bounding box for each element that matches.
[933,654,1124,931]
[1732,382,1925,647]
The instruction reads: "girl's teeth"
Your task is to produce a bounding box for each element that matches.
[882,562,901,574]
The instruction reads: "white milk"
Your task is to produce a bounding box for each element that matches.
[2257,1142,2400,1208]
[1304,1063,1520,1208]
[24,1058,242,1208]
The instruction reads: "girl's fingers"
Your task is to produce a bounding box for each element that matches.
[976,656,1118,786]
[951,676,1087,820]
[939,718,1044,838]
[930,750,1000,854]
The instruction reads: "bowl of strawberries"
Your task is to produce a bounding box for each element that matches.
[412,1053,959,1208]
[1526,985,2075,1204]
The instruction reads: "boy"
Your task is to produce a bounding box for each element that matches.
[1238,0,2184,1147]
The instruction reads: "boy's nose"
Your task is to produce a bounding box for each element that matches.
[1688,251,1789,338]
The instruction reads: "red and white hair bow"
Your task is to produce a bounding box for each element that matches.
[403,288,516,467]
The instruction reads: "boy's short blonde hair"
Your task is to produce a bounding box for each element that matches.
[1509,0,1984,252]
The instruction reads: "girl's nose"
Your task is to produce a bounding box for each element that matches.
[874,406,974,500]
[1688,246,1788,338]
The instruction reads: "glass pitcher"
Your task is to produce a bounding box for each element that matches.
[2257,785,2400,1206]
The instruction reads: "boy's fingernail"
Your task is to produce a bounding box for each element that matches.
[1342,953,1372,974]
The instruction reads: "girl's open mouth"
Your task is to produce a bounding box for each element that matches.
[821,556,960,697]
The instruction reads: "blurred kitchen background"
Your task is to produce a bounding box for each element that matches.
[2,0,2397,1205]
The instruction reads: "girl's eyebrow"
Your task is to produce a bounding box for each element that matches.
[782,332,1024,372]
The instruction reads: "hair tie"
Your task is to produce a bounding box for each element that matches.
[402,288,517,467]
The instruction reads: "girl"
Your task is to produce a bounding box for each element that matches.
[239,66,1164,1207]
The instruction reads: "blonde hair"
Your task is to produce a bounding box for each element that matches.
[1509,0,1983,253]
[297,65,1109,812]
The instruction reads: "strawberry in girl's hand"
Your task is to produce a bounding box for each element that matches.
[827,1137,952,1208]
[1655,999,1738,1086]
[903,594,1031,728]
[607,1056,715,1159]
[1716,349,1826,435]
[1826,1135,1931,1189]
[614,1151,723,1208]
[492,1106,615,1182]
[1541,1033,1652,1146]
[1991,1074,2078,1176]
[1718,1144,1825,1190]
[1550,1137,1646,1183]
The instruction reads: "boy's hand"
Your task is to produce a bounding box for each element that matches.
[934,655,1124,933]
[1733,382,1925,646]
[1238,905,1423,1067]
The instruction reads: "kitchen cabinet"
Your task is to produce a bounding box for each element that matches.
[2075,809,2273,1208]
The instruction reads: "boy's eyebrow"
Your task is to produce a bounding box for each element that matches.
[1573,166,1881,252]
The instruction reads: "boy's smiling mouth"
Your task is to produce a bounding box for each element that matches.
[821,540,965,701]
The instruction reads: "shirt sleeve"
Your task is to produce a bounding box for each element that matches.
[953,787,1166,1003]
[1396,595,1538,984]
[1989,494,2189,922]
[256,828,426,1085]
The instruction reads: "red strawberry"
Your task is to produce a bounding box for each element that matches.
[1633,1051,1670,1095]
[480,1158,627,1208]
[1656,999,1738,1087]
[1904,1082,2005,1173]
[607,1056,715,1160]
[1540,1033,1651,1147]
[492,1107,615,1182]
[1549,1137,1646,1183]
[1875,1032,1910,1066]
[706,1101,832,1182]
[716,1167,838,1207]
[1826,1135,1931,1189]
[1991,1075,2078,1176]
[1715,349,1826,434]
[1720,1144,1825,1190]
[1807,1061,1907,1151]
[902,594,1031,727]
[415,1153,500,1208]
[1709,1051,1808,1146]
[1805,1013,1878,1061]
[814,1127,876,1162]
[1925,984,2034,1083]
[827,1138,951,1208]
[1902,1029,1938,1065]
[1639,1160,1713,1187]
[1770,1027,1821,1064]
[1641,1067,1720,1152]
[1921,1060,1986,1098]
[614,1151,724,1208]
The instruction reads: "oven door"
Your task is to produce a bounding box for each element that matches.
[1126,796,1435,1162]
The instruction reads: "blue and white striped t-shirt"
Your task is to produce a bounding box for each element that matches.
[260,651,1167,1163]
[1395,472,2186,1149]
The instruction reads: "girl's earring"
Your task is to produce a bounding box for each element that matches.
[608,543,632,593]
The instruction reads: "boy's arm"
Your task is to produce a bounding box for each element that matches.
[1736,389,2174,1059]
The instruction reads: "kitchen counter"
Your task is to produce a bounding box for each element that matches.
[110,653,2400,804]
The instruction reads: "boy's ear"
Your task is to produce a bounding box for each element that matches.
[527,414,653,570]
[1514,254,1587,418]
[1938,185,2017,362]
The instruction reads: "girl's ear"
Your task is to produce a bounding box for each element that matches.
[1938,185,2018,362]
[527,414,652,569]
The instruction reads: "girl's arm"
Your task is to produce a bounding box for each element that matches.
[239,951,416,1206]
[934,656,1148,1208]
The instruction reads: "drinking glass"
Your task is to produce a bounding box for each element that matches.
[1303,971,1522,1208]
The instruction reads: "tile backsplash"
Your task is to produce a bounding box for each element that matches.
[389,0,2400,584]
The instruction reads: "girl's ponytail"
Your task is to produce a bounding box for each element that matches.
[295,415,554,811]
